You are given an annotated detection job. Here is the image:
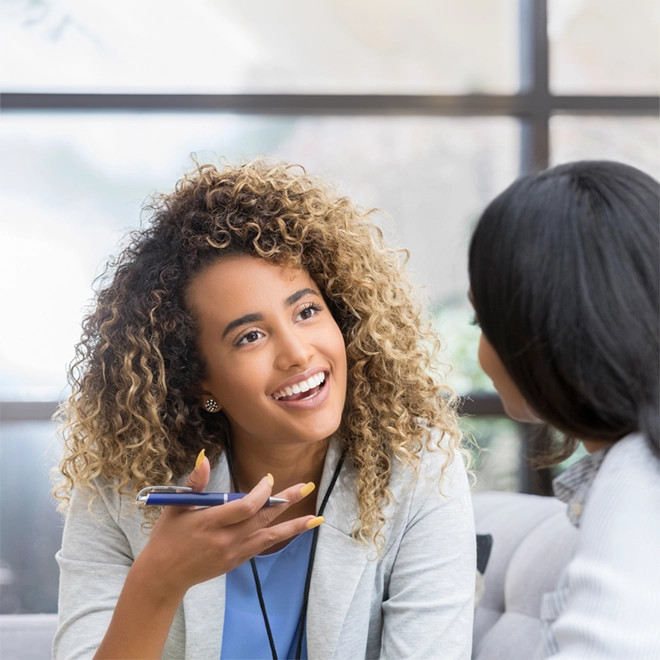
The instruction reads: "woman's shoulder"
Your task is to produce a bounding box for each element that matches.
[65,476,150,532]
[378,434,473,552]
[592,433,660,501]
[560,435,660,653]
[580,433,660,552]
[389,431,471,503]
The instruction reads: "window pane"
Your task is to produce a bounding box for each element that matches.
[550,115,660,181]
[0,422,61,613]
[0,112,518,399]
[1,0,519,94]
[434,302,495,395]
[549,0,660,94]
[465,417,525,493]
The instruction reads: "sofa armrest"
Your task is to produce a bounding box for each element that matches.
[0,613,58,660]
[472,491,577,660]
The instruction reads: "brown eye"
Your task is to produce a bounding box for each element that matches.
[296,302,322,321]
[236,329,263,345]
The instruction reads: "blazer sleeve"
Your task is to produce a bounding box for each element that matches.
[53,485,136,660]
[381,449,476,659]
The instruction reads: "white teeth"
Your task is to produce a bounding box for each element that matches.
[273,372,326,400]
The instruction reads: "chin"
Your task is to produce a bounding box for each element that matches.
[500,397,544,425]
[293,420,342,445]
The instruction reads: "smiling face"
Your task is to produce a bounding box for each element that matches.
[187,255,348,452]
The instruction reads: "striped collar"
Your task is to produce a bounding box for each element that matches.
[552,446,611,527]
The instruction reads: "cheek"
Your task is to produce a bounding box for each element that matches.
[325,320,347,364]
[335,328,347,365]
[477,334,517,401]
[477,335,495,381]
[204,353,262,404]
[477,336,542,424]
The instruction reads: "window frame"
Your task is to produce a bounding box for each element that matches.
[1,0,658,493]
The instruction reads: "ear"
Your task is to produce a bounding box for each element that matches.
[197,386,222,413]
[202,397,221,413]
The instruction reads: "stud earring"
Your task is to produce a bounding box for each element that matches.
[204,398,219,413]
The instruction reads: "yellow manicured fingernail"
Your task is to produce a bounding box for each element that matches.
[195,449,205,470]
[267,473,274,487]
[306,516,324,530]
[300,482,315,498]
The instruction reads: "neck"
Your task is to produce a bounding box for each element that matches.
[229,436,330,496]
[228,436,331,525]
[581,438,614,453]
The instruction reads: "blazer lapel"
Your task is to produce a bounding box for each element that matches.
[306,441,370,660]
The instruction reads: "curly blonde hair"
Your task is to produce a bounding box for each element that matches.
[55,158,461,544]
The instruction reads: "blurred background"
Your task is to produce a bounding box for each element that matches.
[0,0,658,614]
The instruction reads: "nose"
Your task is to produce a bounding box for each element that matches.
[273,327,314,371]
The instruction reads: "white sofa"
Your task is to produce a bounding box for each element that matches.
[0,491,576,660]
[472,490,577,660]
[0,613,57,659]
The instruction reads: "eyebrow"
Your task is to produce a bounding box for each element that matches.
[222,313,264,339]
[221,288,321,338]
[285,288,319,306]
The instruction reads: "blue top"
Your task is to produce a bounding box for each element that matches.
[221,530,314,659]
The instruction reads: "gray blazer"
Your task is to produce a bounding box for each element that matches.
[55,439,475,659]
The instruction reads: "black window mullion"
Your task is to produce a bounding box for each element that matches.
[519,0,550,174]
[1,0,658,429]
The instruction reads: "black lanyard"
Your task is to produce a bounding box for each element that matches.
[226,446,345,660]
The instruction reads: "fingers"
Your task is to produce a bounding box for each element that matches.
[205,474,277,526]
[223,481,323,555]
[145,470,325,587]
[184,449,210,492]
[158,450,210,522]
[204,475,312,528]
[233,514,325,564]
[166,453,323,542]
[275,480,316,505]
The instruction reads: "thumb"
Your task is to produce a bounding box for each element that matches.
[185,449,210,492]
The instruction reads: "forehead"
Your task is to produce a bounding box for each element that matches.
[186,255,317,317]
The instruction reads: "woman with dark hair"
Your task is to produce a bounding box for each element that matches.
[469,160,660,658]
[53,159,475,659]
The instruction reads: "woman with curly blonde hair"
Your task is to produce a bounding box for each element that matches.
[54,159,475,660]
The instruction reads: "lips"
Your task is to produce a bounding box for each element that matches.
[272,372,326,401]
